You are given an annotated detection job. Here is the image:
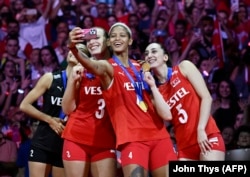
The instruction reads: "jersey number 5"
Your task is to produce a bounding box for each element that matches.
[176,103,188,124]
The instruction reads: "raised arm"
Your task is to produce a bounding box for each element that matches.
[62,64,83,114]
[49,0,63,19]
[42,0,53,20]
[68,27,114,89]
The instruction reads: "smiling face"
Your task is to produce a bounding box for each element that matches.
[108,25,132,54]
[218,81,231,98]
[144,43,168,69]
[86,28,108,58]
[221,126,234,145]
[237,132,250,147]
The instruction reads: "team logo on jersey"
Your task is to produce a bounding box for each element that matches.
[170,77,180,87]
[84,86,102,95]
[111,63,118,66]
[57,86,63,91]
[172,70,178,75]
[53,74,61,79]
[118,71,125,76]
[208,137,219,146]
[51,96,62,106]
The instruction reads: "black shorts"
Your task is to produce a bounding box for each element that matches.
[28,145,63,167]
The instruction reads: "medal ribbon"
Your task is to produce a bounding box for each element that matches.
[156,67,172,86]
[112,55,144,102]
[59,70,67,119]
[167,67,172,82]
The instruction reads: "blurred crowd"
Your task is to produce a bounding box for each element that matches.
[0,0,250,176]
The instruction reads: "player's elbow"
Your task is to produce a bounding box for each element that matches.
[62,100,75,115]
[19,101,27,112]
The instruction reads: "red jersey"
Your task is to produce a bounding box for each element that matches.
[103,58,169,148]
[158,66,220,150]
[62,71,116,148]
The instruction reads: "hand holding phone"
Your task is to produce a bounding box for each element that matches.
[82,28,97,40]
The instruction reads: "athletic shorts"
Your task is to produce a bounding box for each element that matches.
[119,138,177,171]
[28,145,63,167]
[62,139,116,162]
[178,132,225,160]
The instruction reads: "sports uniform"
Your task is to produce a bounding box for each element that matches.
[158,66,225,159]
[102,58,177,170]
[29,71,65,167]
[62,71,116,162]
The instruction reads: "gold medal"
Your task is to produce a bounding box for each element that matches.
[138,100,148,112]
[141,62,151,72]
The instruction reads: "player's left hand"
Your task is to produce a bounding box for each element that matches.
[197,129,212,155]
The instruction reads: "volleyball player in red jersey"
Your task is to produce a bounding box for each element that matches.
[68,23,177,177]
[144,42,225,161]
[61,27,117,177]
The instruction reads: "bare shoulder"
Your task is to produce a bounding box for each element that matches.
[178,60,197,76]
[35,72,53,90]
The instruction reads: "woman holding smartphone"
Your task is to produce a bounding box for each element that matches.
[61,27,117,177]
[68,22,177,177]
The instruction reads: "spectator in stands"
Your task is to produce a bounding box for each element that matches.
[136,1,152,36]
[0,4,13,32]
[27,48,43,87]
[230,45,250,100]
[10,0,25,19]
[93,3,110,31]
[233,110,246,130]
[0,60,28,117]
[221,125,235,151]
[5,19,33,60]
[51,21,69,47]
[39,45,60,73]
[0,130,18,177]
[234,125,250,149]
[112,0,130,24]
[212,79,241,131]
[53,31,69,67]
[17,0,53,49]
[173,19,189,48]
[78,15,94,29]
[229,1,250,50]
[1,36,26,78]
[59,0,77,30]
[107,14,118,29]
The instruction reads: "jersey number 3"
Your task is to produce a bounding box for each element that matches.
[95,98,105,119]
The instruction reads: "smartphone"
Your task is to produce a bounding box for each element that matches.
[82,28,97,40]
